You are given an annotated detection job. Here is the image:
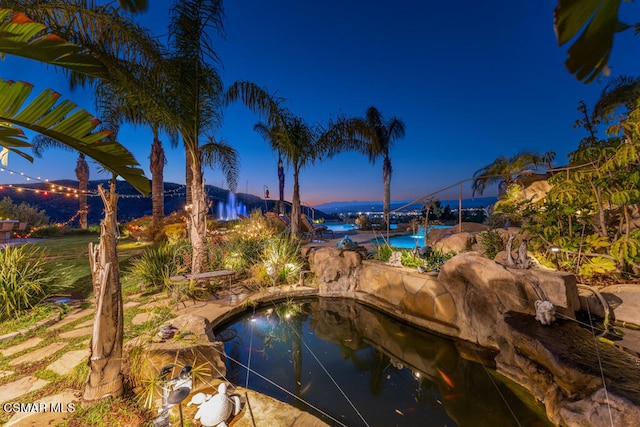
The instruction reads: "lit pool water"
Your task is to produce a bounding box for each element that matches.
[371,225,452,248]
[216,298,551,427]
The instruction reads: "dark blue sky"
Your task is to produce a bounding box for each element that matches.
[1,1,639,205]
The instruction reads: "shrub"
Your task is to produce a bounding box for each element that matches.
[375,245,392,262]
[423,248,456,272]
[130,241,187,289]
[222,211,278,272]
[477,229,505,259]
[260,235,304,286]
[0,197,49,226]
[0,244,57,320]
[400,251,423,268]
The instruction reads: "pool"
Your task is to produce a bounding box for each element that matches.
[216,298,550,427]
[372,225,452,248]
[323,223,399,233]
[323,222,358,232]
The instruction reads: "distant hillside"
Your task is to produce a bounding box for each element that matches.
[0,180,277,225]
[314,196,498,213]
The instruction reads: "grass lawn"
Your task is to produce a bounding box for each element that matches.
[34,235,152,298]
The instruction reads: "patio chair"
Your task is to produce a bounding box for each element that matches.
[300,214,333,240]
[265,212,290,232]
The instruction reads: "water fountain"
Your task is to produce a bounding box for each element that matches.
[216,191,248,221]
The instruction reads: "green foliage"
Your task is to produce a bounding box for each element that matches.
[375,244,392,262]
[260,235,304,286]
[130,241,187,289]
[122,212,188,243]
[477,229,505,259]
[554,0,626,84]
[579,256,618,277]
[423,248,455,272]
[0,244,58,320]
[400,251,423,268]
[0,196,49,226]
[223,211,279,272]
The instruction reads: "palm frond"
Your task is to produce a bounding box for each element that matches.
[0,7,109,79]
[225,81,287,127]
[200,136,239,192]
[0,79,149,194]
[592,75,640,122]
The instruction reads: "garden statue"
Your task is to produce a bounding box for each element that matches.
[535,300,556,325]
[187,383,242,427]
[337,235,358,249]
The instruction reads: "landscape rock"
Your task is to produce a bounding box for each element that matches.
[307,247,362,293]
[495,311,640,426]
[432,231,477,253]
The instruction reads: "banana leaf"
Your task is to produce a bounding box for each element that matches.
[0,79,149,195]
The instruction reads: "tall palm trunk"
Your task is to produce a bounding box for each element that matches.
[189,152,208,274]
[150,128,165,228]
[84,181,124,400]
[382,155,392,222]
[75,154,90,229]
[185,152,194,205]
[291,167,301,236]
[278,156,285,214]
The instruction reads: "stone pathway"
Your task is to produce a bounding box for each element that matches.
[0,304,99,424]
[0,293,155,425]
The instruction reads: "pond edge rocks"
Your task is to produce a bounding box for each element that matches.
[305,247,640,426]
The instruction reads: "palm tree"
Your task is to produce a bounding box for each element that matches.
[348,107,405,222]
[259,114,318,236]
[254,122,287,214]
[167,0,238,274]
[471,151,555,197]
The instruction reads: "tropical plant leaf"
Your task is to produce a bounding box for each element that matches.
[554,0,629,83]
[0,79,149,194]
[0,8,110,79]
[579,256,617,276]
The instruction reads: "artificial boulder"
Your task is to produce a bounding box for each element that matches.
[307,247,363,294]
[432,231,477,253]
[122,314,226,394]
[437,253,579,348]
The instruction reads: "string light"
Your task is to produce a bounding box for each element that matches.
[0,166,191,199]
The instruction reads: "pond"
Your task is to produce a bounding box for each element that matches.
[216,298,552,427]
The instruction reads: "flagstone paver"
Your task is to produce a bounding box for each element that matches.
[9,342,68,366]
[124,301,141,308]
[45,350,88,375]
[0,376,49,404]
[0,337,43,357]
[59,326,93,339]
[75,319,94,328]
[138,297,172,309]
[132,312,154,325]
[5,389,79,426]
[49,308,95,331]
[0,370,14,379]
[0,314,59,343]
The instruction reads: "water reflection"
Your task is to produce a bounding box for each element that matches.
[217,298,551,427]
